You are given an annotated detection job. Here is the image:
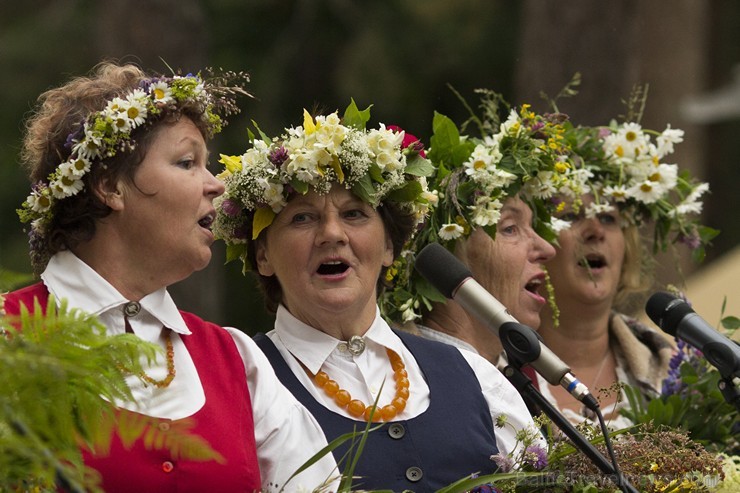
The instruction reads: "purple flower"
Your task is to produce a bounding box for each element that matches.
[679,232,701,250]
[490,453,514,473]
[268,146,289,166]
[522,445,548,471]
[220,198,243,217]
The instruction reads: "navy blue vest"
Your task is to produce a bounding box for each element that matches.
[255,330,499,492]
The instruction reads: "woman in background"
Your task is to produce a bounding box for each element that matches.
[382,102,572,366]
[535,120,711,427]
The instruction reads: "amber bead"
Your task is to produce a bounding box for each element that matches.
[315,371,329,387]
[334,390,351,407]
[364,405,382,422]
[347,399,366,417]
[380,404,398,421]
[323,379,339,396]
[394,368,408,381]
[396,386,410,400]
[391,397,407,413]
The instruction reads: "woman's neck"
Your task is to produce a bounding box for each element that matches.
[539,300,613,368]
[422,300,503,364]
[286,303,378,341]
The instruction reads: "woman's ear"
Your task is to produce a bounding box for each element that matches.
[382,233,394,268]
[255,238,275,276]
[93,177,125,211]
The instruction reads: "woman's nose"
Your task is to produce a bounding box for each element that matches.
[205,169,225,198]
[532,232,556,263]
[316,214,348,245]
[580,216,606,242]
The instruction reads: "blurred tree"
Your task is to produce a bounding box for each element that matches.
[514,0,726,294]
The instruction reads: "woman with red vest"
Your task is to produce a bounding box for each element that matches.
[4,62,336,492]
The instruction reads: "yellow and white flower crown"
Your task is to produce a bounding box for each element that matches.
[213,100,434,270]
[562,120,717,261]
[18,71,249,237]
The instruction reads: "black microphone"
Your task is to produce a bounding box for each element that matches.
[646,292,740,377]
[414,242,598,410]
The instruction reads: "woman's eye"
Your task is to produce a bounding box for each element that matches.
[499,224,517,235]
[597,213,617,225]
[291,213,310,223]
[344,209,366,219]
[176,158,195,169]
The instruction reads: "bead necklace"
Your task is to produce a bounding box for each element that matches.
[119,329,176,389]
[313,347,409,422]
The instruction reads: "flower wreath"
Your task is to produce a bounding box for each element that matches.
[561,120,717,262]
[17,69,250,253]
[212,100,435,271]
[381,91,581,323]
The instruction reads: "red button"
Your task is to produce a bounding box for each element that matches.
[162,461,174,473]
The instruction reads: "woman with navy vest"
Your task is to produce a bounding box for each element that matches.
[212,104,543,492]
[4,62,336,492]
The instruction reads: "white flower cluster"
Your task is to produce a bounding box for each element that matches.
[601,123,686,205]
[214,108,431,246]
[436,108,573,241]
[20,75,212,231]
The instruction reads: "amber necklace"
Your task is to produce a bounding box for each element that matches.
[120,328,176,389]
[312,347,410,422]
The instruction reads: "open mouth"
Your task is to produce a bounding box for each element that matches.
[198,213,214,230]
[524,277,542,295]
[578,253,606,269]
[317,260,349,275]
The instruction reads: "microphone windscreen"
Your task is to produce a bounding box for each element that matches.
[414,243,472,299]
[645,291,693,336]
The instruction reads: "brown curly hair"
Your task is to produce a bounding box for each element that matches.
[247,200,418,314]
[21,61,213,273]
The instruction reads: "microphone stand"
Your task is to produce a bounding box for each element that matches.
[717,373,740,414]
[499,331,638,493]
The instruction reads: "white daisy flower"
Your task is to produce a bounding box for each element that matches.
[469,196,503,227]
[69,156,91,176]
[27,190,52,213]
[125,90,149,126]
[50,173,84,199]
[628,180,663,204]
[150,81,173,104]
[438,223,465,241]
[646,163,678,191]
[603,184,629,202]
[656,124,684,157]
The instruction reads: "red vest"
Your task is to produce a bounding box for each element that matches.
[4,283,262,492]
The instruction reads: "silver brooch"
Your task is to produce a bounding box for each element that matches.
[345,335,366,356]
[123,301,141,317]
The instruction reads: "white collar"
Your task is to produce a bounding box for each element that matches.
[274,304,407,375]
[41,250,190,334]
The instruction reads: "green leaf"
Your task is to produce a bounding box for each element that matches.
[251,207,275,240]
[225,243,247,264]
[351,174,376,204]
[721,315,740,330]
[404,154,435,177]
[386,181,422,203]
[342,98,372,130]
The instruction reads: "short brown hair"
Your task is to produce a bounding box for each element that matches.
[21,62,213,273]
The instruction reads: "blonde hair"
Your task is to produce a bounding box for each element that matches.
[614,224,653,314]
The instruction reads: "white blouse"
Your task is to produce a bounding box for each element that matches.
[267,304,544,458]
[41,251,337,492]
